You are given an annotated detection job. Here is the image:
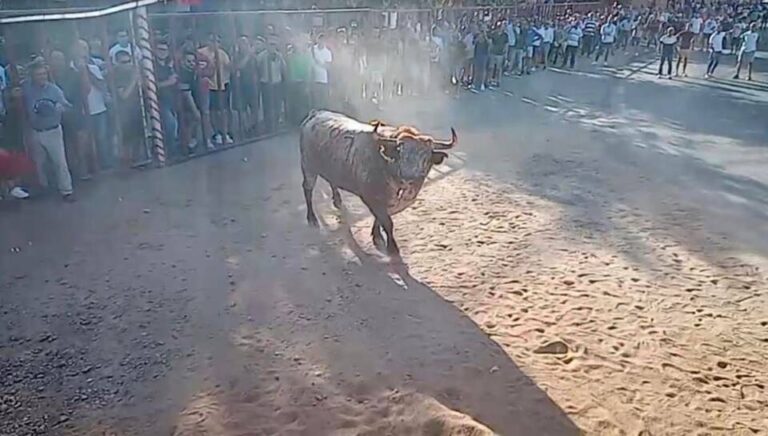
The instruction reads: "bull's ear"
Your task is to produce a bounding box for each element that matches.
[431,151,448,165]
[378,141,401,163]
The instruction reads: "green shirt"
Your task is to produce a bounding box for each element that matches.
[286,52,311,82]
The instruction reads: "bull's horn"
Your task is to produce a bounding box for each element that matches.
[371,121,384,134]
[433,127,457,150]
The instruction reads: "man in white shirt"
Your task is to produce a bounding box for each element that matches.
[702,16,717,52]
[705,25,726,78]
[690,14,703,50]
[563,21,582,69]
[594,19,617,65]
[733,22,759,80]
[311,34,333,110]
[505,19,520,75]
[108,29,139,65]
[541,21,555,69]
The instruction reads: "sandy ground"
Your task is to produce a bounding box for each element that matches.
[1,51,768,435]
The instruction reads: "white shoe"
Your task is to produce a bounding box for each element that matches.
[225,134,234,144]
[480,84,486,91]
[592,61,598,65]
[9,186,30,199]
[212,133,223,144]
[603,61,608,66]
[188,138,199,150]
[207,141,216,151]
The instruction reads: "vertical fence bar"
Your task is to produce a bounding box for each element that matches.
[133,6,165,166]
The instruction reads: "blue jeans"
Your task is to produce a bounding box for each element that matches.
[160,105,179,157]
[706,51,721,75]
[473,55,488,88]
[91,111,114,170]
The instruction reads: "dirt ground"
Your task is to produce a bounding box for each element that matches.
[2,52,767,435]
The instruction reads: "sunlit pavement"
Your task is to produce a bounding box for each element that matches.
[1,50,767,435]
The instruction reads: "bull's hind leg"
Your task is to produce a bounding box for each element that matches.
[302,166,319,227]
[331,185,343,209]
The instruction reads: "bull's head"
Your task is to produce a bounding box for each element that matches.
[373,123,457,181]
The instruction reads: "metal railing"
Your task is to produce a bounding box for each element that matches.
[1,2,605,172]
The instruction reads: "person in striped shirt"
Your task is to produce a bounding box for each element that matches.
[581,13,598,56]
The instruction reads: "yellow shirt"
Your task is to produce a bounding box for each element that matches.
[197,46,231,91]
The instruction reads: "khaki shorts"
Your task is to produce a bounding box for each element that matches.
[739,50,755,64]
[678,49,691,58]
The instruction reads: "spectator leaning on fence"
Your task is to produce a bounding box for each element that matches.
[178,49,202,152]
[154,39,180,158]
[198,33,233,146]
[73,39,114,171]
[234,35,258,136]
[112,50,144,163]
[22,59,75,202]
[256,36,287,133]
[49,49,94,180]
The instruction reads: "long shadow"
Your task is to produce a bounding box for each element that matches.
[231,204,581,435]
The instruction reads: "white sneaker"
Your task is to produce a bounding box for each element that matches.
[212,133,223,144]
[10,186,29,199]
[225,134,234,144]
[480,84,486,91]
[207,140,216,151]
[592,61,598,65]
[188,138,199,150]
[603,61,608,66]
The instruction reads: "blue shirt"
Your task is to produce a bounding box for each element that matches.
[22,81,71,131]
[525,28,542,47]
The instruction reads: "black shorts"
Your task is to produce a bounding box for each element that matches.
[209,83,231,111]
[233,80,257,111]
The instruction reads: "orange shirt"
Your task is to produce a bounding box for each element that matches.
[197,46,231,91]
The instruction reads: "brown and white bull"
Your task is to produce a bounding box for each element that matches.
[300,110,457,258]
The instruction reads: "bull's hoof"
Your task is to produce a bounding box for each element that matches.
[307,214,319,227]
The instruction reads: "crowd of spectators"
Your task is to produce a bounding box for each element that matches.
[0,0,766,202]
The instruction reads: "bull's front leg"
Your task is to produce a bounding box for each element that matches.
[369,209,399,258]
[371,220,385,251]
[302,167,319,227]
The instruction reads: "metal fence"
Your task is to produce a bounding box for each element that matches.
[1,2,604,173]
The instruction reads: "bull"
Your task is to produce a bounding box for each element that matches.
[299,110,457,258]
